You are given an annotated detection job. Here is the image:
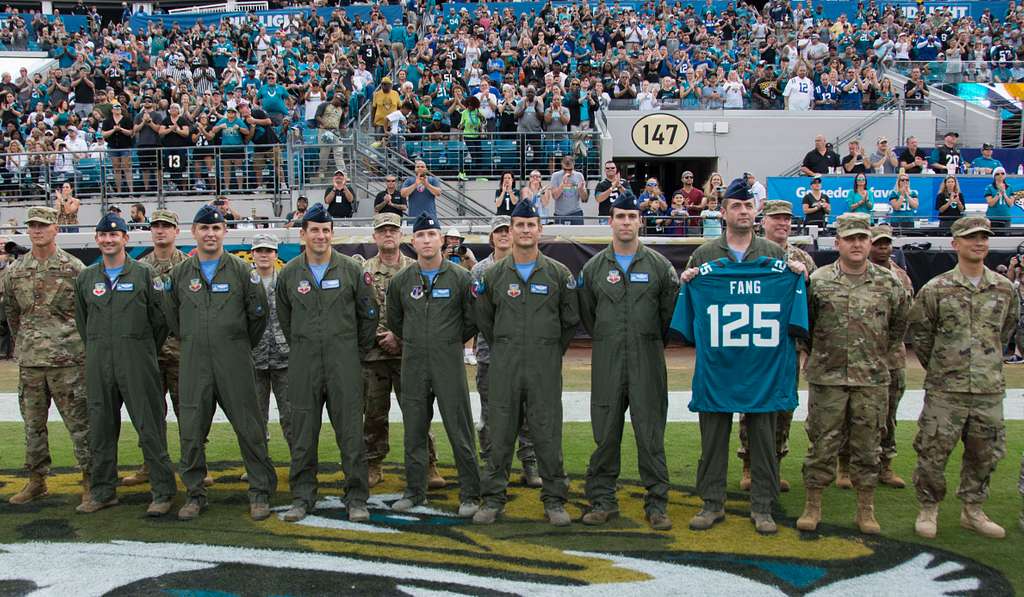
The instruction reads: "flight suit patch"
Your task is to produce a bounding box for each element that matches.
[507,283,521,298]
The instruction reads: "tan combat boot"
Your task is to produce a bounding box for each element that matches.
[960,503,1005,539]
[80,472,93,508]
[427,463,446,489]
[796,487,823,531]
[8,473,48,504]
[915,503,939,538]
[855,488,881,534]
[739,460,752,491]
[835,463,853,490]
[878,460,906,489]
[120,463,150,487]
[368,462,384,488]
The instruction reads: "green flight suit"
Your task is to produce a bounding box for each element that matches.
[578,244,679,516]
[276,251,378,510]
[476,253,580,509]
[74,257,176,504]
[387,260,480,505]
[163,252,275,501]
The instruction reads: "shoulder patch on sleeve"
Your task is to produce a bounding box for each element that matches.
[472,279,486,298]
[364,271,374,286]
[250,269,260,284]
[153,278,165,291]
[566,273,577,289]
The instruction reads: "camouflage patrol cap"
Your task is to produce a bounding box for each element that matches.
[372,212,402,230]
[835,212,871,238]
[870,224,895,242]
[490,215,511,233]
[24,206,57,225]
[762,200,793,217]
[150,209,179,226]
[950,215,993,238]
[251,233,280,251]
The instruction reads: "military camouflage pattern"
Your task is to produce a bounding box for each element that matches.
[255,368,292,450]
[19,366,90,474]
[882,368,906,463]
[913,390,1005,504]
[362,253,414,362]
[802,383,886,489]
[909,266,1018,393]
[157,356,180,417]
[140,249,187,364]
[363,359,438,466]
[738,410,793,462]
[252,270,290,370]
[785,244,817,275]
[3,248,85,367]
[805,261,911,387]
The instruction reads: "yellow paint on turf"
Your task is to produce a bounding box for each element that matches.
[0,465,874,586]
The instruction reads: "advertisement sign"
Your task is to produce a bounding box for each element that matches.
[765,175,1015,222]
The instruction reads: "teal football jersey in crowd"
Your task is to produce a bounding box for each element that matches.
[671,257,809,413]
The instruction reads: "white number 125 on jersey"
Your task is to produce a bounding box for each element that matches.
[707,303,781,348]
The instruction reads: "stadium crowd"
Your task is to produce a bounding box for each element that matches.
[0,0,1014,211]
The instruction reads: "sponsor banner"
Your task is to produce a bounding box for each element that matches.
[129,6,403,35]
[766,175,1023,222]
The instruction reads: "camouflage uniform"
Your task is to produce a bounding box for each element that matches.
[252,268,293,450]
[2,233,90,476]
[140,247,187,416]
[910,263,1017,505]
[803,257,911,490]
[738,241,816,465]
[838,259,914,471]
[362,251,438,467]
[472,254,535,467]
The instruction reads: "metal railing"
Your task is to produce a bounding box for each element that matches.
[779,98,901,176]
[890,60,1024,87]
[362,130,603,181]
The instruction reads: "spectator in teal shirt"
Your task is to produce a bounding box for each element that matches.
[887,174,918,229]
[257,72,289,125]
[971,143,1003,175]
[213,106,249,192]
[848,173,874,217]
[985,167,1015,229]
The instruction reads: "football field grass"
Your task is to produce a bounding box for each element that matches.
[0,419,1021,593]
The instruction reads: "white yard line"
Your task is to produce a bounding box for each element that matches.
[3,390,1024,423]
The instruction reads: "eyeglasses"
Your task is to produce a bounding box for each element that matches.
[385,178,396,182]
[899,177,909,181]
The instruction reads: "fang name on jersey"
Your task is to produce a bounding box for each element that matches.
[729,280,762,295]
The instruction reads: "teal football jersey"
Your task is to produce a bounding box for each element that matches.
[671,257,809,413]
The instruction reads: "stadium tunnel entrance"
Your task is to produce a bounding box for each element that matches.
[614,157,720,196]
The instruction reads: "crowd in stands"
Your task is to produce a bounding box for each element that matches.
[0,0,1016,213]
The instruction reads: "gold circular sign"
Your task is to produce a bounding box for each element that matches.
[630,113,689,157]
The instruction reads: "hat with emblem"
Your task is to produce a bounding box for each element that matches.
[24,206,57,225]
[950,215,993,238]
[96,212,127,233]
[835,212,872,238]
[302,202,332,224]
[611,192,639,211]
[490,215,511,233]
[510,198,539,219]
[723,178,753,201]
[762,200,793,217]
[412,212,441,232]
[870,223,895,242]
[193,204,225,224]
[150,209,179,226]
[373,212,402,230]
[251,233,280,251]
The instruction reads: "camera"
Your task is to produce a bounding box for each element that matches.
[213,199,225,206]
[4,241,29,257]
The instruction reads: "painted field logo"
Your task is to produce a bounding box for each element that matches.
[0,465,1011,596]
[631,113,689,157]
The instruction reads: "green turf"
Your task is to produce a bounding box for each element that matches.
[0,419,1021,592]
